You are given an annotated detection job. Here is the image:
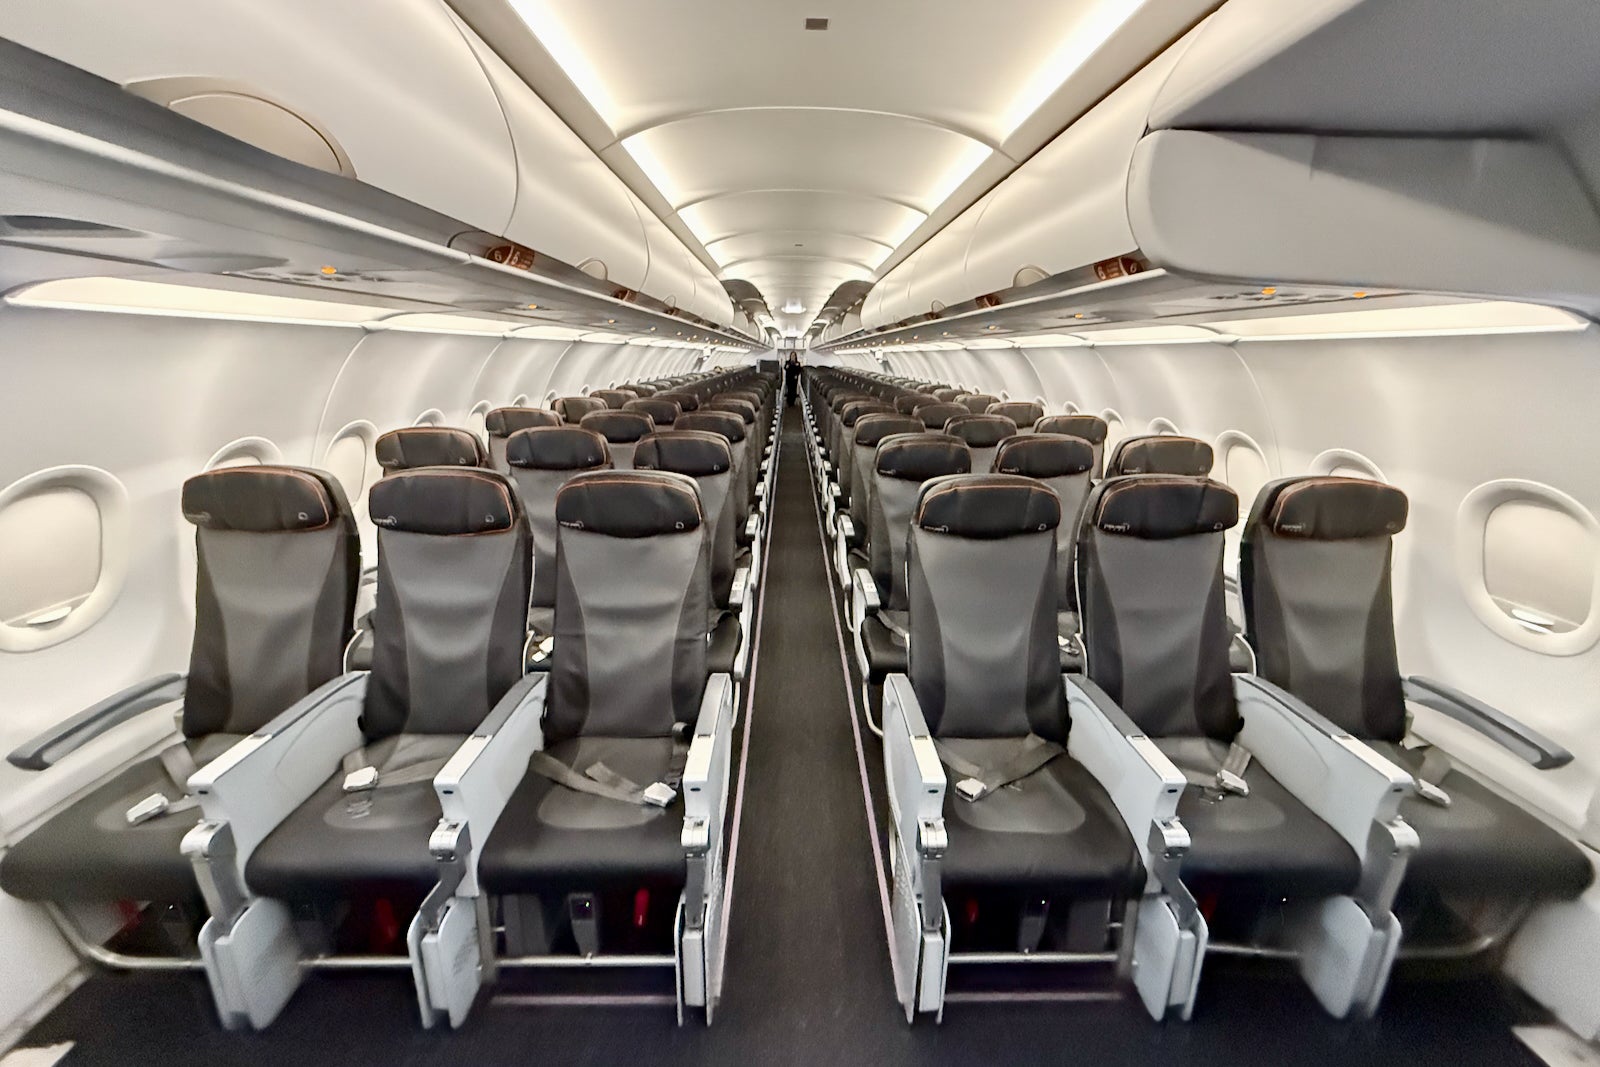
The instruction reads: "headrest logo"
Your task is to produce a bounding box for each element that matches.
[374,515,398,527]
[1280,523,1306,533]
[1104,522,1131,533]
[297,511,310,522]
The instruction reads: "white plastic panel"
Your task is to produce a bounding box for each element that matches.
[636,198,703,313]
[907,191,997,315]
[0,0,519,235]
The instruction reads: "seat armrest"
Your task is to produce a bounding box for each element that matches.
[683,674,735,838]
[1235,675,1415,858]
[189,672,369,880]
[744,513,760,544]
[1064,675,1186,870]
[7,673,187,770]
[882,676,946,886]
[1404,675,1573,770]
[433,673,548,895]
[729,566,751,610]
[849,567,880,633]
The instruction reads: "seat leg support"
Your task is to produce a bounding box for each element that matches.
[412,820,481,1029]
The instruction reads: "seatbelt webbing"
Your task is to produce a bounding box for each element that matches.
[529,732,691,809]
[341,746,453,792]
[1413,746,1453,807]
[935,734,1064,802]
[125,743,203,825]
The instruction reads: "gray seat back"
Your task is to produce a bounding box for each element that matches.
[579,410,654,471]
[942,413,1018,476]
[988,400,1045,429]
[485,407,562,473]
[180,466,359,737]
[994,435,1096,613]
[374,427,487,472]
[850,414,924,534]
[654,390,701,414]
[364,468,531,738]
[507,426,612,610]
[624,397,682,427]
[1078,475,1240,740]
[548,471,710,744]
[676,411,751,515]
[869,434,971,609]
[908,475,1064,739]
[1105,434,1213,477]
[1242,476,1410,742]
[1036,414,1109,479]
[635,430,738,608]
[836,400,895,501]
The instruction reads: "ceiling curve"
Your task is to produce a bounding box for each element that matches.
[451,0,1219,338]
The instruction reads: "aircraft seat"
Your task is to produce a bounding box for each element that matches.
[1035,414,1109,479]
[579,409,654,471]
[941,413,1018,475]
[485,407,563,472]
[1104,434,1213,477]
[375,427,488,472]
[954,393,999,415]
[624,397,683,428]
[987,400,1044,427]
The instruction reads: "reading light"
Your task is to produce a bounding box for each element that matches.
[320,266,338,276]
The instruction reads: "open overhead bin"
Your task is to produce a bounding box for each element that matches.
[832,0,1600,350]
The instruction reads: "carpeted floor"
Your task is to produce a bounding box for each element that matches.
[16,408,1545,1066]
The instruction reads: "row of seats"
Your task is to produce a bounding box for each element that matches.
[801,367,1591,1023]
[1,371,781,1029]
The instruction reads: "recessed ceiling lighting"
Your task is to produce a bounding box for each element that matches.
[805,17,829,30]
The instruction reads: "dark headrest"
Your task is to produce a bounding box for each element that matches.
[911,402,967,430]
[1035,414,1108,444]
[932,388,964,403]
[1088,476,1237,540]
[580,410,655,443]
[831,392,869,413]
[505,426,611,471]
[635,430,733,477]
[893,395,926,415]
[676,410,747,443]
[628,383,657,397]
[841,400,894,426]
[588,389,635,409]
[556,469,702,539]
[624,398,682,425]
[942,414,1018,448]
[553,396,608,422]
[706,397,757,424]
[1258,476,1408,540]
[369,468,520,536]
[486,407,563,437]
[183,466,347,532]
[993,434,1094,477]
[988,401,1045,425]
[853,413,924,447]
[875,433,972,481]
[654,390,701,413]
[958,394,1000,413]
[915,474,1060,538]
[1108,435,1214,477]
[374,427,487,471]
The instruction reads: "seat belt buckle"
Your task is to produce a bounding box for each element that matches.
[343,766,379,792]
[1415,778,1452,808]
[1214,769,1250,797]
[642,782,677,808]
[126,793,170,825]
[955,777,985,803]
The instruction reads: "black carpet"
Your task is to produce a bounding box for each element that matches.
[18,408,1546,1066]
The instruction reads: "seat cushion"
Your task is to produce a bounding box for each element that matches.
[1158,738,1361,900]
[940,740,1144,897]
[478,736,687,896]
[0,735,240,904]
[244,734,461,900]
[1377,743,1593,900]
[861,613,907,683]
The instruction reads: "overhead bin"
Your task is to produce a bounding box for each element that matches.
[833,1,1600,349]
[0,0,739,332]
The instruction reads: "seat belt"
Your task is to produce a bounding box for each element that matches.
[935,734,1064,802]
[1411,746,1453,808]
[528,726,691,809]
[1170,741,1252,799]
[340,747,454,793]
[125,743,202,825]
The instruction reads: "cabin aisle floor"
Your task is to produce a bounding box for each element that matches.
[16,408,1548,1066]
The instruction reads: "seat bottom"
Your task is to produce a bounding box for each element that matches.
[479,736,687,897]
[1159,737,1361,902]
[939,740,1144,898]
[0,734,240,904]
[244,734,460,901]
[1377,743,1593,901]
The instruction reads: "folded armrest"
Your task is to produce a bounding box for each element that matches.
[1064,676,1186,871]
[8,673,187,771]
[682,675,736,929]
[433,673,548,895]
[1235,675,1414,858]
[849,567,880,633]
[729,566,751,610]
[744,513,760,545]
[882,675,946,867]
[1404,675,1573,770]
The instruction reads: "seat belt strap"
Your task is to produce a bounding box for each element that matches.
[935,734,1064,802]
[342,746,451,792]
[126,743,203,825]
[529,751,673,808]
[1214,742,1252,797]
[1413,746,1453,808]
